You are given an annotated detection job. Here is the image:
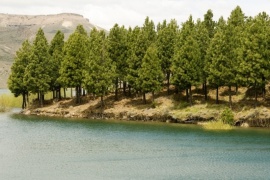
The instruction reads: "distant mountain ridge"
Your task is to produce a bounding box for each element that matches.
[0,13,104,88]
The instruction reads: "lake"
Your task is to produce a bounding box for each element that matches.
[1,111,270,179]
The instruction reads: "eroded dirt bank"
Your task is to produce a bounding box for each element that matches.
[21,94,270,128]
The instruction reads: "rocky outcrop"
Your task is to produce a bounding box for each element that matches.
[0,13,104,88]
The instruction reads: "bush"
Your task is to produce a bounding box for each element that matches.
[220,107,234,125]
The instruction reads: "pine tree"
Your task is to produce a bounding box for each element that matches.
[195,19,211,100]
[172,15,201,105]
[206,17,227,104]
[138,44,163,103]
[49,30,64,100]
[156,19,178,95]
[24,28,51,107]
[201,9,216,100]
[8,40,32,109]
[108,24,128,100]
[59,25,88,104]
[127,17,156,97]
[126,26,141,94]
[84,29,116,108]
[238,12,270,105]
[225,6,245,107]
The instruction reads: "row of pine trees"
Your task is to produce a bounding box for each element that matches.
[8,6,270,109]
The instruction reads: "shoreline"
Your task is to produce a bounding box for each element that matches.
[21,95,270,128]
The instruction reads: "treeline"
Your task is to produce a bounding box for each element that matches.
[8,6,270,109]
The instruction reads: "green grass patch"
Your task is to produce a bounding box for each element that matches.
[201,120,234,130]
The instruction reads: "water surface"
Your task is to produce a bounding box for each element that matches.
[1,112,270,179]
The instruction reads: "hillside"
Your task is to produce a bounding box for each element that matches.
[0,13,103,88]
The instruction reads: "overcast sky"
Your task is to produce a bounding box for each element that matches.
[1,0,270,30]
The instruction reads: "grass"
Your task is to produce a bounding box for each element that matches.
[201,120,234,130]
[0,93,22,112]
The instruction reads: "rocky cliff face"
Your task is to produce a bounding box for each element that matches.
[0,13,103,88]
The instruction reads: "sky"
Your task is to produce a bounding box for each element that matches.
[1,0,270,30]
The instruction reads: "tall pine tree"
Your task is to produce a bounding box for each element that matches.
[84,29,116,107]
[8,40,32,109]
[59,25,88,104]
[138,44,163,103]
[24,28,51,107]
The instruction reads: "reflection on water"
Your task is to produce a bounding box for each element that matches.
[1,112,270,179]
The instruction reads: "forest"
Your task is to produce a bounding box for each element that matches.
[8,6,270,109]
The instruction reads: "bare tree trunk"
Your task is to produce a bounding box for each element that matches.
[123,81,127,96]
[22,92,26,109]
[189,86,193,106]
[115,77,118,101]
[255,86,258,108]
[216,86,219,104]
[143,92,146,104]
[128,85,131,97]
[53,90,56,99]
[204,81,207,101]
[151,91,155,102]
[186,88,189,103]
[63,88,66,99]
[166,72,170,95]
[229,85,232,109]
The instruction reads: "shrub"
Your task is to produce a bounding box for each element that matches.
[220,107,234,125]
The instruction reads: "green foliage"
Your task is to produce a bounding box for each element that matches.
[84,28,116,97]
[156,19,178,92]
[127,17,156,92]
[220,108,234,125]
[24,28,51,95]
[49,30,64,90]
[8,40,31,97]
[59,25,88,88]
[172,16,201,89]
[108,24,128,80]
[138,44,163,95]
[238,13,270,88]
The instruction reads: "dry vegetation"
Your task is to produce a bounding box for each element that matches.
[23,84,270,128]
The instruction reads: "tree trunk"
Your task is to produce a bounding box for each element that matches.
[39,91,44,107]
[235,85,238,95]
[115,77,118,101]
[204,81,207,101]
[59,87,62,100]
[76,86,81,104]
[52,89,56,99]
[70,88,73,98]
[22,92,26,109]
[128,85,131,97]
[216,86,219,104]
[229,85,232,109]
[83,89,86,96]
[186,88,189,102]
[189,86,192,105]
[255,86,258,108]
[63,88,66,99]
[123,81,127,96]
[166,72,170,95]
[151,91,155,102]
[26,92,29,107]
[143,92,146,104]
[101,95,104,118]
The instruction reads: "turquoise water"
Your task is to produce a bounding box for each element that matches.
[1,111,270,179]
